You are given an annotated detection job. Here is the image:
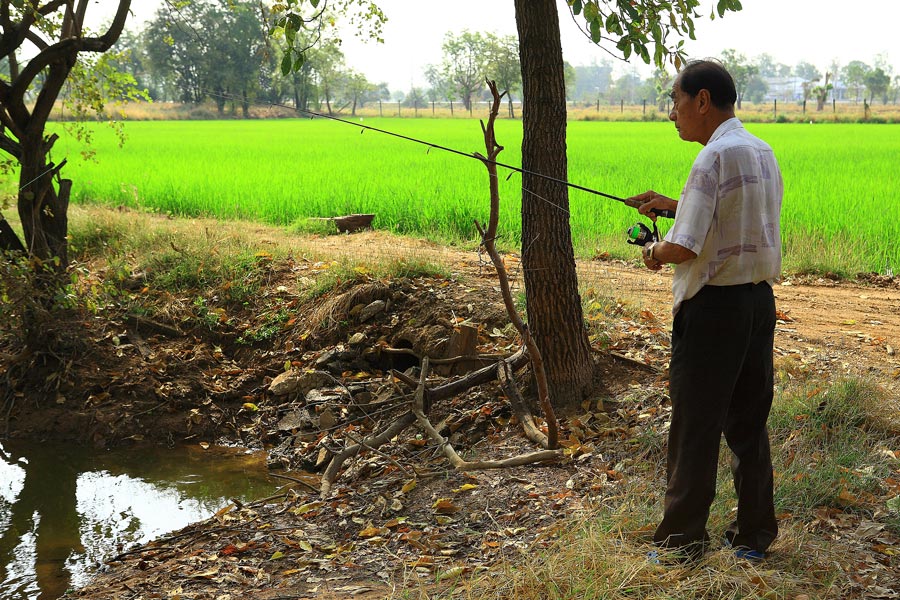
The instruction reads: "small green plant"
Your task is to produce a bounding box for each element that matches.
[237,309,292,345]
[192,296,222,330]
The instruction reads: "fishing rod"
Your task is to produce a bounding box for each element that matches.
[206,91,675,220]
[154,4,672,221]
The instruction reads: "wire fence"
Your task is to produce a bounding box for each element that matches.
[103,98,900,124]
[323,98,900,123]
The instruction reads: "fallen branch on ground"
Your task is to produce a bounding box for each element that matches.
[412,358,561,470]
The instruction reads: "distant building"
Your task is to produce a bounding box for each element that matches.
[761,76,849,103]
[761,76,805,102]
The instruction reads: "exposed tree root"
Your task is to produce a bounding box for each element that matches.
[498,359,549,448]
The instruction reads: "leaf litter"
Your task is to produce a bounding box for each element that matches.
[2,227,898,599]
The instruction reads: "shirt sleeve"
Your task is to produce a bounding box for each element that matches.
[664,150,720,255]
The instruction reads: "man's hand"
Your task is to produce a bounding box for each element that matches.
[642,241,663,271]
[626,190,677,221]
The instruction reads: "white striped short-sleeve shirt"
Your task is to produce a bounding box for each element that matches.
[665,118,783,315]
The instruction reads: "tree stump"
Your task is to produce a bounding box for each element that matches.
[439,323,480,375]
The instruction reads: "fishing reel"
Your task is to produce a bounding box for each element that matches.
[626,220,660,247]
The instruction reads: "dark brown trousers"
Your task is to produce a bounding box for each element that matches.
[653,281,779,555]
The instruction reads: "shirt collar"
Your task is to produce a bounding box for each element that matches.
[707,117,743,145]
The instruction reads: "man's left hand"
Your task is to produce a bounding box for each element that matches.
[642,242,663,271]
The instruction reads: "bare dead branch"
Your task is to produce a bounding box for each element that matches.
[344,430,413,478]
[268,471,319,493]
[381,345,510,365]
[473,80,559,449]
[390,345,528,405]
[319,411,417,497]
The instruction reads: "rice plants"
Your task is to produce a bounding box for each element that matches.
[51,119,900,275]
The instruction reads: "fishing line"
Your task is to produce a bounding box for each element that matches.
[150,6,645,218]
[204,90,636,213]
[17,163,62,191]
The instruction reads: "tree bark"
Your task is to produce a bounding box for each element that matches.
[1,0,132,267]
[513,0,594,410]
[0,218,25,253]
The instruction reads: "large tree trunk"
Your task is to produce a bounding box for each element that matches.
[514,0,594,410]
[16,158,70,267]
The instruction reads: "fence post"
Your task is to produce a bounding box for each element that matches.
[642,99,646,115]
[379,100,382,117]
[397,102,401,117]
[620,99,624,113]
[773,99,777,120]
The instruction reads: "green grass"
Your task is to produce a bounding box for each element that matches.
[43,119,900,275]
[769,377,900,530]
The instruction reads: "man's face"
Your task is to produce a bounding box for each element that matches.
[668,80,702,143]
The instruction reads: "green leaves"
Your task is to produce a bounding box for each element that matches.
[281,53,293,76]
[716,0,742,18]
[605,13,622,35]
[589,17,603,43]
[568,0,742,69]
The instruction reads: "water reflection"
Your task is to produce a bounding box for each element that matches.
[0,441,279,600]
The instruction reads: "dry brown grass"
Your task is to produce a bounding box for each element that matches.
[305,280,392,337]
[449,492,843,600]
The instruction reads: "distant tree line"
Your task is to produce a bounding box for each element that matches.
[104,0,521,117]
[572,50,899,110]
[104,0,899,117]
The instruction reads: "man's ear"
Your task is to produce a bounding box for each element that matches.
[697,89,712,114]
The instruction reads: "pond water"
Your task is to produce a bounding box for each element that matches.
[0,440,281,600]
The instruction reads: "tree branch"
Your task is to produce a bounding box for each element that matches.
[497,360,548,448]
[319,411,417,497]
[473,80,559,449]
[10,1,132,106]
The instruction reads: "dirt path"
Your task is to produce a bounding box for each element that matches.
[303,230,900,398]
[582,262,900,392]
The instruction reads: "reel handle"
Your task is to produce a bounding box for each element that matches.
[649,208,676,219]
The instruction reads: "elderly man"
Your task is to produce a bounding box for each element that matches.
[630,59,783,562]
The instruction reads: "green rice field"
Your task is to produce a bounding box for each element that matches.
[38,119,900,275]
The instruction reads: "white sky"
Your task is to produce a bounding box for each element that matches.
[113,0,898,91]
